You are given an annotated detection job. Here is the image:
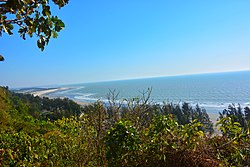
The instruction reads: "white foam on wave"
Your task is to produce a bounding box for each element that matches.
[75,96,99,102]
[74,95,250,109]
[198,103,227,108]
[244,102,250,105]
[73,93,99,102]
[58,86,85,94]
[74,93,95,99]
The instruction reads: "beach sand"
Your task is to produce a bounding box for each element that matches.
[208,113,221,135]
[31,87,93,107]
[32,87,68,97]
[74,100,93,107]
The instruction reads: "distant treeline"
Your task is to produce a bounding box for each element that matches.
[10,88,214,133]
[0,86,249,166]
[13,92,82,120]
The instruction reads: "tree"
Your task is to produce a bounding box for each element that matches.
[0,0,69,60]
[219,104,250,130]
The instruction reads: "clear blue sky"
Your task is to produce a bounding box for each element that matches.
[1,0,250,88]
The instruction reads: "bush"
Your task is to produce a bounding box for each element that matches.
[1,86,249,166]
[106,120,139,166]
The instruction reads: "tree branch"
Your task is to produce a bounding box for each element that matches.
[5,19,23,26]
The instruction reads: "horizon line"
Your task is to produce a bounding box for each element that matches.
[11,69,250,89]
[64,69,250,86]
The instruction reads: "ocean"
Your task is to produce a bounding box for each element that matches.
[47,71,250,115]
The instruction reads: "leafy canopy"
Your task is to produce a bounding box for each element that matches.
[0,0,69,61]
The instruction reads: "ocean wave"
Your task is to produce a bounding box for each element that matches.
[75,93,95,97]
[74,94,98,102]
[78,98,248,112]
[62,86,85,93]
[244,102,250,105]
[73,95,246,109]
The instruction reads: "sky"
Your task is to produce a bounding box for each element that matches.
[1,0,250,88]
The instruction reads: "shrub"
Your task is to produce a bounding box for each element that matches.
[106,120,139,166]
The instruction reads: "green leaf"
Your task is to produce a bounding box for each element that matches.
[52,31,58,38]
[16,13,21,20]
[37,38,45,51]
[0,55,4,61]
[42,6,51,17]
[52,0,69,8]
[233,122,241,126]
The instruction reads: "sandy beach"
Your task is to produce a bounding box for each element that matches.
[31,87,69,97]
[74,100,93,107]
[31,87,93,107]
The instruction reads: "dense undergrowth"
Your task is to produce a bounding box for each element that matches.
[0,86,249,166]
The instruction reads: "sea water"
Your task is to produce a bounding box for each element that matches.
[48,71,250,115]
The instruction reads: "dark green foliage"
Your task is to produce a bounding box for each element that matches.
[219,104,250,131]
[140,115,215,167]
[12,92,82,121]
[215,117,250,166]
[0,86,81,136]
[105,89,213,133]
[0,55,4,61]
[0,120,85,166]
[1,86,250,166]
[106,121,139,166]
[0,0,69,60]
[162,102,214,133]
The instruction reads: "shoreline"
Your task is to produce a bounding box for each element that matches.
[29,87,220,122]
[31,87,69,97]
[30,87,93,107]
[27,87,221,134]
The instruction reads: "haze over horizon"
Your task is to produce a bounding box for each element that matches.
[1,0,250,88]
[7,70,250,89]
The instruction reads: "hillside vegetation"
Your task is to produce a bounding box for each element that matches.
[0,86,249,166]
